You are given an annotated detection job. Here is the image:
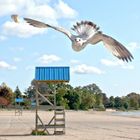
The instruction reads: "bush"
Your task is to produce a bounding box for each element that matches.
[93,104,106,111]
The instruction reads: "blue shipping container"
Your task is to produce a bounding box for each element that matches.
[35,66,70,82]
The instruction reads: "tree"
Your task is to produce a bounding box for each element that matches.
[94,93,105,110]
[102,93,109,108]
[24,86,36,100]
[76,83,102,110]
[56,83,70,109]
[82,83,102,94]
[65,89,80,110]
[114,97,123,109]
[121,97,130,110]
[127,92,140,110]
[123,101,129,110]
[80,91,95,110]
[14,86,22,98]
[108,96,115,108]
[129,98,139,110]
[0,83,13,106]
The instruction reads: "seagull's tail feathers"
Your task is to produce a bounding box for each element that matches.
[24,18,50,28]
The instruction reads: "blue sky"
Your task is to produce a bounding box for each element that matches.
[0,0,140,97]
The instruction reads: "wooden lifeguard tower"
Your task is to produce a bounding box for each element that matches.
[34,66,70,135]
[15,98,23,116]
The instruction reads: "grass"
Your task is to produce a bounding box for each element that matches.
[31,130,48,135]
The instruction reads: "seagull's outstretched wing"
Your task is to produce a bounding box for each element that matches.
[88,32,133,62]
[24,18,72,39]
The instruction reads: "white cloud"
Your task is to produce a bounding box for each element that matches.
[1,0,77,38]
[13,57,21,62]
[101,59,119,66]
[0,1,18,16]
[38,54,61,64]
[70,59,80,64]
[0,60,17,70]
[25,65,34,71]
[101,59,134,70]
[25,3,58,23]
[71,64,104,75]
[121,65,134,70]
[0,1,53,18]
[0,35,7,41]
[55,0,78,19]
[0,0,77,20]
[127,42,140,52]
[10,46,24,52]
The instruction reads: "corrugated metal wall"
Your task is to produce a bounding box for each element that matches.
[35,66,70,82]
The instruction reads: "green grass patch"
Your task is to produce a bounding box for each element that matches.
[31,130,48,135]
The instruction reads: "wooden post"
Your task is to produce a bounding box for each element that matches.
[35,84,39,135]
[54,84,56,134]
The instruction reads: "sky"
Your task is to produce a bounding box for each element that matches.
[0,0,140,97]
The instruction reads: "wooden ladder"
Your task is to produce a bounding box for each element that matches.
[54,108,65,135]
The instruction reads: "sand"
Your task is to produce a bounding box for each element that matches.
[0,110,140,140]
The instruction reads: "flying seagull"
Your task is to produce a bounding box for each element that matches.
[11,15,133,62]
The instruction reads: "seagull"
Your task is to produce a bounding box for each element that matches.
[11,15,134,62]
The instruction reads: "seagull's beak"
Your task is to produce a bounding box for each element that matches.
[11,14,19,23]
[78,41,84,46]
[76,42,81,45]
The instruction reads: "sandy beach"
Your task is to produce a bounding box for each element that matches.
[0,110,140,140]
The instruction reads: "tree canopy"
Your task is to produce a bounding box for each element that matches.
[1,81,140,111]
[0,83,13,106]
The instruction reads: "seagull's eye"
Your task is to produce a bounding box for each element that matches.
[75,38,81,42]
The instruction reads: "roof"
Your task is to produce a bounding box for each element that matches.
[35,66,70,82]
